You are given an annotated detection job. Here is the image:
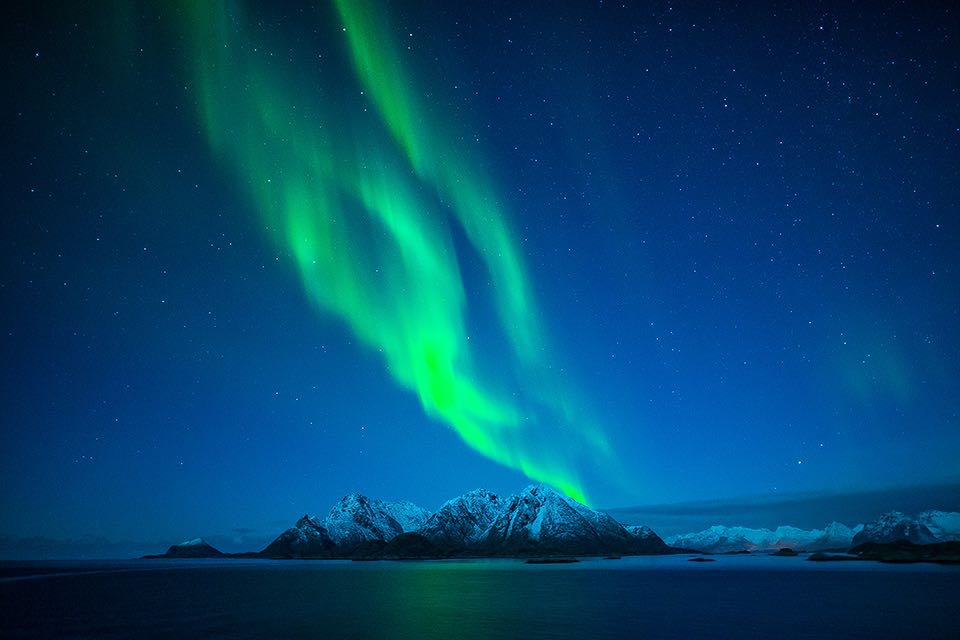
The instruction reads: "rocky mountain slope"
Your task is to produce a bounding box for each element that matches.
[323,493,431,550]
[418,488,506,547]
[480,484,669,556]
[852,510,960,546]
[261,515,336,558]
[919,510,960,540]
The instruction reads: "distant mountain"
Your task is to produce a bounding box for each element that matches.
[261,515,336,558]
[480,484,667,556]
[853,511,936,545]
[808,521,864,550]
[666,510,960,553]
[323,493,431,550]
[852,510,960,546]
[145,538,223,559]
[667,522,862,553]
[917,510,960,541]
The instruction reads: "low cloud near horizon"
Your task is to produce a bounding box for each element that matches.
[606,481,960,537]
[0,531,275,561]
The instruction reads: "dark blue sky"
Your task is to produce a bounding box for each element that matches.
[2,1,958,552]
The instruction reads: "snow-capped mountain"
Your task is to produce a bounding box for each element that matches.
[480,484,656,555]
[178,538,208,548]
[261,514,336,558]
[917,510,960,541]
[809,521,864,550]
[852,510,960,546]
[418,488,506,546]
[667,522,862,553]
[323,493,431,548]
[852,511,935,546]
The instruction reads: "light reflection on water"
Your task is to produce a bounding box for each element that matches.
[1,556,958,638]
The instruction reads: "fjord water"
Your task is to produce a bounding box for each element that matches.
[2,556,957,639]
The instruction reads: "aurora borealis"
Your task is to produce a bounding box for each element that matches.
[2,0,959,552]
[176,0,611,502]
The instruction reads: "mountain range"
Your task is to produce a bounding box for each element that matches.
[266,484,671,559]
[153,484,671,559]
[667,522,863,553]
[667,510,960,553]
[147,487,960,559]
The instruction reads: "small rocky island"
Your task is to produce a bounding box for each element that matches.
[143,538,224,559]
[809,540,960,565]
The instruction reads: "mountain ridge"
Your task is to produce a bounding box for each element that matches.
[145,489,960,559]
[666,510,960,553]
[148,484,677,559]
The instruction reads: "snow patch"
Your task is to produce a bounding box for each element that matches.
[177,538,204,547]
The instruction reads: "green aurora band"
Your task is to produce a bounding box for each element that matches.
[175,0,614,503]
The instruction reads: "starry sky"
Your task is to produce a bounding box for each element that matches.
[2,0,958,554]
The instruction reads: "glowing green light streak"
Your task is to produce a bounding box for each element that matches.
[335,0,541,361]
[173,0,612,504]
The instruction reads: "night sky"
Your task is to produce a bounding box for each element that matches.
[2,1,958,553]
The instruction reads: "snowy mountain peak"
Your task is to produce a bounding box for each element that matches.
[514,484,600,521]
[625,525,658,539]
[155,538,223,558]
[295,514,324,530]
[821,521,857,536]
[262,513,335,558]
[324,493,430,547]
[419,488,506,546]
[517,483,563,501]
[875,511,908,525]
[479,484,658,555]
[331,493,374,512]
[918,510,960,540]
[853,511,940,546]
[441,487,500,505]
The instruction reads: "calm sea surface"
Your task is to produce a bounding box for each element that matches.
[1,555,957,639]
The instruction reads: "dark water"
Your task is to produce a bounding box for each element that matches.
[2,555,958,639]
